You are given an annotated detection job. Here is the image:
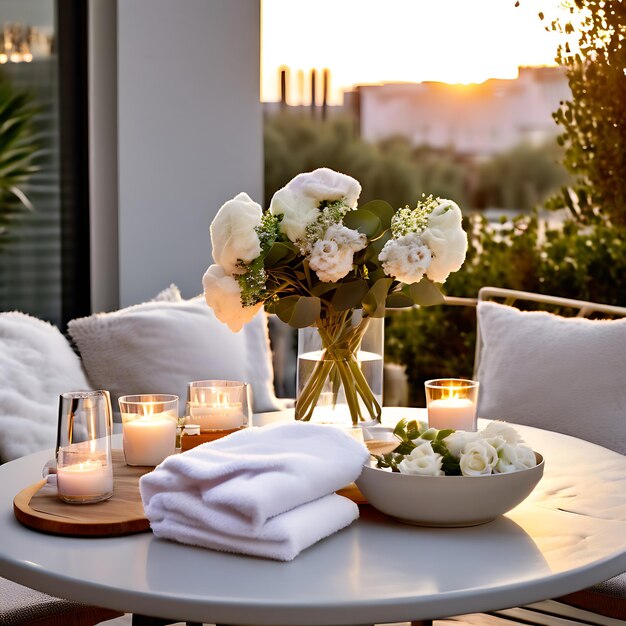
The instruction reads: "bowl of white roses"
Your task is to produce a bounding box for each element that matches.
[357,420,544,527]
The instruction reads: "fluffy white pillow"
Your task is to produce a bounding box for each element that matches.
[68,296,281,417]
[477,301,626,455]
[0,312,93,461]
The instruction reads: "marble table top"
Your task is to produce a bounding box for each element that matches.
[0,410,624,625]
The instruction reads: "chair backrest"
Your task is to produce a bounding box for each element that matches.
[473,287,626,454]
[474,287,626,378]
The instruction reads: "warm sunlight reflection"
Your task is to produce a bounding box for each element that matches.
[262,0,566,104]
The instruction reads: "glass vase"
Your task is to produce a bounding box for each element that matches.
[296,310,384,427]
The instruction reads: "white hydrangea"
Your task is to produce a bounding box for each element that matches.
[378,232,432,284]
[308,224,367,283]
[421,199,468,283]
[269,168,361,242]
[202,264,262,333]
[210,192,263,275]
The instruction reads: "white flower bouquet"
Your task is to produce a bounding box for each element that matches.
[375,420,538,476]
[203,168,468,425]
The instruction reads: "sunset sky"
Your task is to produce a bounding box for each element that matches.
[261,0,566,104]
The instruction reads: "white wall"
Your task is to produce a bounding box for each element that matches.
[89,0,119,313]
[117,0,262,306]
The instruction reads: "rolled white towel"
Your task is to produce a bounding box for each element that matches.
[139,421,370,561]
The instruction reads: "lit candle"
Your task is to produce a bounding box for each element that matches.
[188,402,245,430]
[427,398,476,430]
[57,459,113,499]
[425,378,479,431]
[122,413,177,466]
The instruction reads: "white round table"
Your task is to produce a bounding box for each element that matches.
[0,411,625,625]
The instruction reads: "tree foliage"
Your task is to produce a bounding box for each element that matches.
[0,77,39,246]
[543,1,626,224]
[264,111,568,213]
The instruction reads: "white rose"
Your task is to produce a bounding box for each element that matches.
[398,442,444,476]
[411,439,438,454]
[481,421,523,445]
[202,264,262,332]
[378,232,432,284]
[443,430,480,458]
[269,168,361,242]
[513,444,537,470]
[489,439,519,473]
[308,224,367,283]
[421,199,468,283]
[459,439,498,476]
[210,192,262,275]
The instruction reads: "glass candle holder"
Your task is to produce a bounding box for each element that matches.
[56,390,114,504]
[425,379,479,432]
[118,394,178,466]
[186,380,251,432]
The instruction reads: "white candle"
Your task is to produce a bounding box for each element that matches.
[57,460,113,498]
[427,398,476,430]
[122,413,176,466]
[189,403,244,430]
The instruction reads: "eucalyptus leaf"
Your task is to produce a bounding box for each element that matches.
[363,277,393,318]
[385,292,415,309]
[343,209,382,238]
[359,200,395,231]
[331,279,369,311]
[408,278,445,306]
[264,242,295,268]
[291,296,321,328]
[364,230,392,262]
[311,281,339,297]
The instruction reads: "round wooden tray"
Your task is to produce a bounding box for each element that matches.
[13,450,152,537]
[13,440,396,537]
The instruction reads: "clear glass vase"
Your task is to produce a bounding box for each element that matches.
[296,310,384,426]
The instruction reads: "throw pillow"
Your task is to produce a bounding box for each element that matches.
[0,312,93,461]
[68,296,281,417]
[476,301,626,455]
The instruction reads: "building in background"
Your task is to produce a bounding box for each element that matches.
[346,67,569,156]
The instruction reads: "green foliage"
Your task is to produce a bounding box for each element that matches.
[374,418,461,475]
[264,111,569,212]
[264,112,468,209]
[475,142,571,210]
[386,214,626,405]
[541,1,626,224]
[0,77,39,246]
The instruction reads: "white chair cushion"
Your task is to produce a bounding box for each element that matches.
[68,296,281,416]
[0,312,92,462]
[477,301,626,455]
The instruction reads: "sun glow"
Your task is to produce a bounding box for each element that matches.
[261,0,565,105]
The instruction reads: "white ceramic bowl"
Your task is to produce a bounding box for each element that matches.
[356,453,544,527]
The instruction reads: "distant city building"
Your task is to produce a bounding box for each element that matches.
[345,67,569,156]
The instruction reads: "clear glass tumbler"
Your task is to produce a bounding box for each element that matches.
[186,380,251,432]
[56,390,114,504]
[118,394,178,466]
[425,378,479,432]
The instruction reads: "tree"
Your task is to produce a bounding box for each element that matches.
[542,1,626,224]
[0,77,39,246]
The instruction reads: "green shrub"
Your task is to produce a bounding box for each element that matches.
[385,215,626,405]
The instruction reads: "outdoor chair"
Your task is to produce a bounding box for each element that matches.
[473,286,626,623]
[0,577,122,626]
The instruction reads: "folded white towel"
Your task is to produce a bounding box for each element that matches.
[139,421,370,561]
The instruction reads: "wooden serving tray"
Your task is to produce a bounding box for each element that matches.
[14,450,152,537]
[13,440,397,537]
